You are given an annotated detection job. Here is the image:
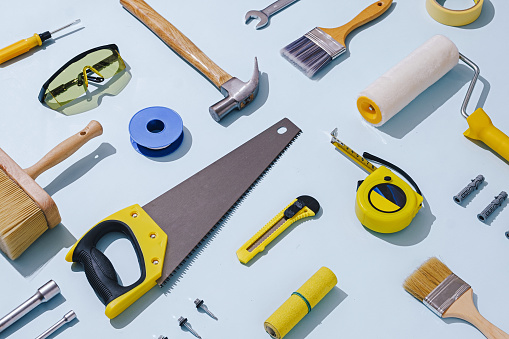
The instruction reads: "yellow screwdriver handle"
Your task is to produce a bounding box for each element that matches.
[0,34,42,64]
[464,108,509,162]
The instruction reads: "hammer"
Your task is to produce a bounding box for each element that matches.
[120,0,260,122]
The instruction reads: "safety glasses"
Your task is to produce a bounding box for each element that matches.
[38,44,126,109]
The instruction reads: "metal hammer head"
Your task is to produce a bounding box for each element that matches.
[209,58,259,122]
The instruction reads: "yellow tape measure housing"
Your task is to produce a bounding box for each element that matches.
[330,129,422,233]
[356,167,423,233]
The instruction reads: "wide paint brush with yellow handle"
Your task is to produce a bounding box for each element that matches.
[281,0,392,78]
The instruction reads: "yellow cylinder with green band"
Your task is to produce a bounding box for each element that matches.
[426,0,484,27]
[264,267,337,339]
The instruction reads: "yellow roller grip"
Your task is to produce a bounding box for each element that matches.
[357,96,383,125]
[464,108,509,162]
[264,267,337,339]
[426,0,484,27]
[0,34,42,64]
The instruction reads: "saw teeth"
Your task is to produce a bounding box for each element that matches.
[160,132,301,287]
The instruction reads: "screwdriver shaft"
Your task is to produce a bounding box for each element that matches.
[50,19,81,35]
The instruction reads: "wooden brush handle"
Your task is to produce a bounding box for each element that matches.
[443,289,509,339]
[120,0,232,89]
[24,121,103,180]
[320,0,392,46]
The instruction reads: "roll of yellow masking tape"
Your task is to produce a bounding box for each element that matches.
[426,0,484,26]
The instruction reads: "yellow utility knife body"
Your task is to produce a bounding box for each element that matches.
[237,196,320,264]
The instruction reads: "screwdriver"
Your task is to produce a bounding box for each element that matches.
[0,19,80,65]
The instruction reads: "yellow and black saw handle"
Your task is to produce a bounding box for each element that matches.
[65,205,167,319]
[236,196,319,264]
[464,108,509,162]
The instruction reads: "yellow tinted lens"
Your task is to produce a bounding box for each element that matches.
[44,62,87,109]
[44,48,125,109]
[90,49,125,78]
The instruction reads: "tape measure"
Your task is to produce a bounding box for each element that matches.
[330,129,423,233]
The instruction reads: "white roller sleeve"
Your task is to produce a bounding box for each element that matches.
[358,35,459,126]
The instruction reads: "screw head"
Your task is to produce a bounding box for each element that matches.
[505,231,509,239]
[178,317,187,326]
[194,299,204,308]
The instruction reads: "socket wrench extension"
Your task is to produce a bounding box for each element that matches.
[35,310,76,339]
[0,280,60,333]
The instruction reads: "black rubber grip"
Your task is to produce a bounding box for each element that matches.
[71,220,147,305]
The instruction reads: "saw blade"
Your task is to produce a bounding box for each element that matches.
[142,118,301,286]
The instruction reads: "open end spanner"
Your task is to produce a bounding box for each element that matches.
[245,0,300,29]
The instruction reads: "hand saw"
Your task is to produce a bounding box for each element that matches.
[65,118,301,319]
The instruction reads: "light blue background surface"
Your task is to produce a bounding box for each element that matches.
[1,0,508,338]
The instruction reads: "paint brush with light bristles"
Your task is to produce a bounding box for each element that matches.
[403,257,509,339]
[280,0,392,78]
[0,121,102,260]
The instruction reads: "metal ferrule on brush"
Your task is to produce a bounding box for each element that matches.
[304,28,345,59]
[423,273,471,317]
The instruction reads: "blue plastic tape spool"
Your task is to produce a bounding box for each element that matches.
[129,106,184,157]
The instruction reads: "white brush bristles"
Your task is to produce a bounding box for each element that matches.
[0,169,48,260]
[359,35,459,126]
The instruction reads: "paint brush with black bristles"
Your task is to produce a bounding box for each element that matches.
[281,0,392,78]
[404,257,509,339]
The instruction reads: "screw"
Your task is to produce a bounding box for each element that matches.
[158,336,168,339]
[178,317,202,339]
[505,231,509,239]
[477,191,508,222]
[453,175,484,204]
[194,299,218,320]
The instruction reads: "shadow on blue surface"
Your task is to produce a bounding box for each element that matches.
[144,127,193,162]
[456,0,495,30]
[365,196,435,246]
[284,286,348,339]
[44,143,116,196]
[2,224,76,278]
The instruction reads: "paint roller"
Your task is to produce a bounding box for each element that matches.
[357,35,509,162]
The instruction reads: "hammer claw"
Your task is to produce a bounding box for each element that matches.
[209,57,260,122]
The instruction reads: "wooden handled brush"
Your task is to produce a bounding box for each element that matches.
[0,120,103,260]
[404,257,509,339]
[281,0,392,78]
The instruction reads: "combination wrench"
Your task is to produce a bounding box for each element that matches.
[245,0,300,29]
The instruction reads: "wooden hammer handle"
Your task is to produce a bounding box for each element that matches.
[24,121,103,180]
[120,0,232,89]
